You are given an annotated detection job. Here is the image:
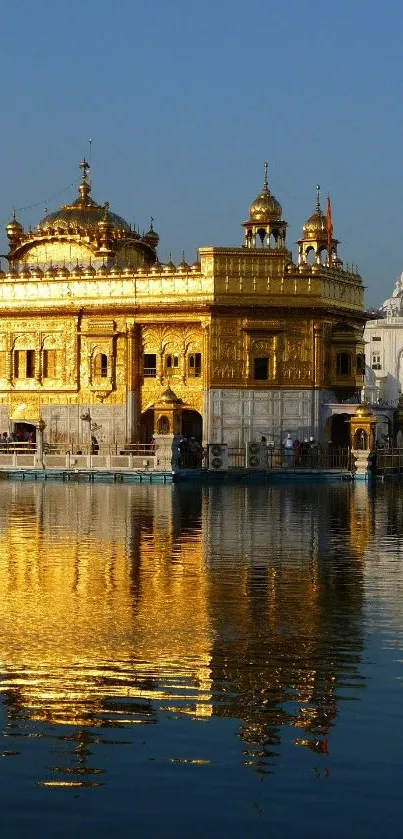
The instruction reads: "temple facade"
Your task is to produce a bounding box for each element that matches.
[0,162,367,447]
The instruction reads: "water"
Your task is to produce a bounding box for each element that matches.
[0,479,401,837]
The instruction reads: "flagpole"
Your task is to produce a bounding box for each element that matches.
[327,194,333,267]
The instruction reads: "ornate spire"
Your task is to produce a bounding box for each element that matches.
[78,159,91,202]
[263,161,269,191]
[316,184,321,213]
[80,158,90,182]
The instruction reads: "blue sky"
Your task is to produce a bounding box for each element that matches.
[1,0,402,306]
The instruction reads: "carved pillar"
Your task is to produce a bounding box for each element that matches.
[34,338,42,385]
[202,322,210,388]
[313,323,323,388]
[126,324,140,442]
[273,334,282,383]
[6,338,13,385]
[35,417,46,467]
[87,348,93,387]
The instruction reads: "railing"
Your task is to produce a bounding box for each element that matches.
[44,443,155,456]
[223,445,351,471]
[228,448,246,468]
[0,441,352,473]
[0,441,37,453]
[266,446,351,470]
[374,447,403,473]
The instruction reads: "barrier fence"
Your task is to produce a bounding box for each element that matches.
[0,442,355,472]
[374,447,403,474]
[227,446,351,470]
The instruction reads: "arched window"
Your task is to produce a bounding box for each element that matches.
[157,415,170,434]
[306,247,316,265]
[143,353,157,377]
[94,353,108,378]
[354,428,368,449]
[188,353,201,377]
[356,353,365,375]
[166,354,179,371]
[336,352,351,376]
[14,350,35,378]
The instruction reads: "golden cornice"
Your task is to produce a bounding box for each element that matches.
[0,243,364,318]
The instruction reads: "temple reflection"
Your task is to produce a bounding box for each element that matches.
[0,479,371,782]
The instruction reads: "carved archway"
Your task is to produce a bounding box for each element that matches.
[181,410,203,443]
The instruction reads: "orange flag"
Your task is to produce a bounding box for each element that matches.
[327,195,333,264]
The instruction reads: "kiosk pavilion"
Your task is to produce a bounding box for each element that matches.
[0,161,367,448]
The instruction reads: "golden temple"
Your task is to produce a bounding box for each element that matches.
[0,162,367,446]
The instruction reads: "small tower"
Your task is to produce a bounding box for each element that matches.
[97,202,114,256]
[152,386,184,473]
[6,210,24,250]
[243,163,287,249]
[297,186,340,266]
[153,386,183,436]
[143,217,160,251]
[348,403,378,478]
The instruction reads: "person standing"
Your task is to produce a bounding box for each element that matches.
[282,433,294,467]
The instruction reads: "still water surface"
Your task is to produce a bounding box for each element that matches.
[0,479,401,837]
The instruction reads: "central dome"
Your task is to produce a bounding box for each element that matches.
[38,160,131,235]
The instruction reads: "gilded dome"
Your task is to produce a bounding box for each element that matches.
[355,403,374,418]
[38,161,130,235]
[249,163,282,222]
[302,187,327,240]
[6,213,23,239]
[39,197,130,234]
[160,386,182,404]
[303,209,327,239]
[143,221,159,248]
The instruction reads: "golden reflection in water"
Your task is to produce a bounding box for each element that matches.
[203,483,366,760]
[0,480,370,778]
[0,483,212,728]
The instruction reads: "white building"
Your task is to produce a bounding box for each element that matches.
[363,274,403,442]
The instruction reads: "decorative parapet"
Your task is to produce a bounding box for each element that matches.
[0,247,364,313]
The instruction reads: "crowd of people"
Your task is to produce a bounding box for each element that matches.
[280,433,319,467]
[0,430,35,449]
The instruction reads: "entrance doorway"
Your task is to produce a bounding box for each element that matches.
[140,408,203,443]
[139,409,154,443]
[329,414,350,447]
[12,422,36,443]
[181,410,202,443]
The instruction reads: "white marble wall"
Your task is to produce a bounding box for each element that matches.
[207,388,318,446]
[1,404,126,446]
[363,317,403,404]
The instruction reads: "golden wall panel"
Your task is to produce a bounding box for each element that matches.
[210,316,244,384]
[21,242,93,266]
[210,314,317,388]
[140,322,204,413]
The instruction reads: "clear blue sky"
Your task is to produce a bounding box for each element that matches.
[1,0,402,306]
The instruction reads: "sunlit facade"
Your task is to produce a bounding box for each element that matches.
[0,162,367,446]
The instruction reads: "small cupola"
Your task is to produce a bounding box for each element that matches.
[297,185,340,267]
[242,163,287,249]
